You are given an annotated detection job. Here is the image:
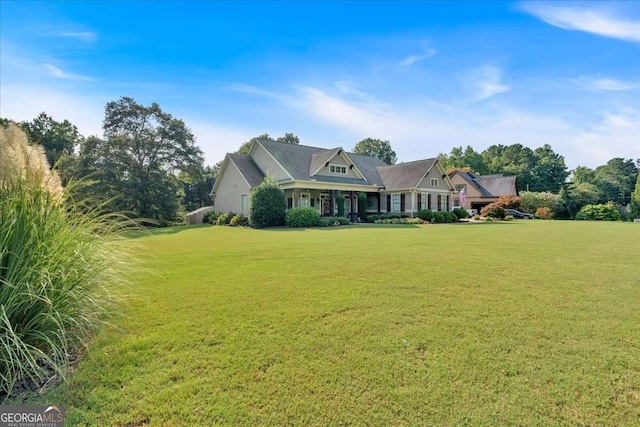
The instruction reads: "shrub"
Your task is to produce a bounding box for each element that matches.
[576,204,621,221]
[0,124,133,397]
[452,208,468,219]
[285,207,320,228]
[481,203,506,219]
[494,195,522,210]
[203,211,220,224]
[229,213,249,227]
[366,214,380,223]
[250,177,286,228]
[504,215,514,221]
[317,217,333,227]
[444,211,458,222]
[358,193,368,222]
[216,212,231,225]
[329,216,350,225]
[431,212,457,223]
[472,214,481,220]
[535,207,553,219]
[521,191,561,217]
[417,209,434,222]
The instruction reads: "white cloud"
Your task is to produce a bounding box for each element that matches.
[461,65,510,101]
[44,63,92,81]
[57,31,97,42]
[520,1,640,43]
[573,76,639,91]
[188,120,263,165]
[399,48,436,67]
[279,85,639,168]
[0,84,105,137]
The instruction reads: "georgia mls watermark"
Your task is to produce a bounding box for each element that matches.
[0,406,64,427]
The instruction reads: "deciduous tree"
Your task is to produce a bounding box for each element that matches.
[353,138,397,165]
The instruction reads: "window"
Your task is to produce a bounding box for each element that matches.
[241,194,248,211]
[300,193,310,208]
[440,195,447,211]
[420,193,428,210]
[392,194,401,212]
[330,164,347,174]
[430,177,438,187]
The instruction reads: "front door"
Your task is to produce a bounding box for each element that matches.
[321,194,332,216]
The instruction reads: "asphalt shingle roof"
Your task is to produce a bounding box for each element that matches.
[228,153,265,187]
[377,158,437,189]
[256,139,388,186]
[456,171,517,197]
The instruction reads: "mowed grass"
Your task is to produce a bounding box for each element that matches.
[32,221,640,425]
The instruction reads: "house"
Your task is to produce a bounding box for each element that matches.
[211,139,456,220]
[449,171,518,211]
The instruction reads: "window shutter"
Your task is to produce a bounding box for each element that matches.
[428,194,431,210]
[437,195,441,211]
[387,195,391,213]
[417,193,422,209]
[400,194,405,212]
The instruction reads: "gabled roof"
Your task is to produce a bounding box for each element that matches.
[229,153,265,187]
[454,171,517,197]
[377,158,438,189]
[310,148,343,176]
[477,174,517,196]
[211,153,264,194]
[256,139,383,186]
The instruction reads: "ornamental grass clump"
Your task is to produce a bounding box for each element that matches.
[1,124,134,399]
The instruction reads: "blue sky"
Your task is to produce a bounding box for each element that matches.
[1,1,639,169]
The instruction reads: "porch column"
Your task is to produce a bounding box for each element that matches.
[349,191,356,222]
[410,190,416,218]
[329,190,335,216]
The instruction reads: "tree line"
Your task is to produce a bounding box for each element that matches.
[3,97,638,223]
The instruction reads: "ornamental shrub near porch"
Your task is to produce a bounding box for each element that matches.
[285,207,320,227]
[249,177,286,228]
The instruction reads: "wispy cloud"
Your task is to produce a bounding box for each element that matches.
[519,1,640,43]
[462,65,510,101]
[573,76,639,91]
[57,31,97,42]
[44,63,92,81]
[227,83,289,101]
[399,48,436,67]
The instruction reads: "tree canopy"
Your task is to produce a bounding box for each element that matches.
[353,138,397,165]
[18,112,84,166]
[439,143,569,192]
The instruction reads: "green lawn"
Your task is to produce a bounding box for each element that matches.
[28,221,640,425]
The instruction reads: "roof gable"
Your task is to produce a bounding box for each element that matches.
[451,171,517,197]
[377,158,438,190]
[309,148,343,176]
[211,153,264,194]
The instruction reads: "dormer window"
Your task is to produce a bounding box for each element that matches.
[330,164,347,174]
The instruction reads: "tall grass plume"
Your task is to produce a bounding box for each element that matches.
[1,124,137,399]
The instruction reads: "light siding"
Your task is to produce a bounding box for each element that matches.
[214,160,251,214]
[251,143,290,181]
[418,164,451,191]
[315,154,360,179]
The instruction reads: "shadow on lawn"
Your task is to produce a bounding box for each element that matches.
[126,223,211,239]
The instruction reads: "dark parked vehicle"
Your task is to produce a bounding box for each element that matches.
[505,209,534,219]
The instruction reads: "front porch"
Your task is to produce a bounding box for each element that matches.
[284,189,362,222]
[283,188,453,221]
